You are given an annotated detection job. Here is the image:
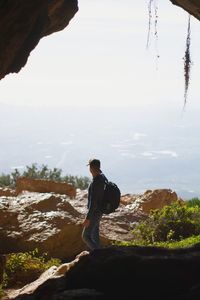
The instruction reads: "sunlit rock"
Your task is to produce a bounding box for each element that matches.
[16,177,76,199]
[0,188,181,260]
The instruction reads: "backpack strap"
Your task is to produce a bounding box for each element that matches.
[101,174,108,190]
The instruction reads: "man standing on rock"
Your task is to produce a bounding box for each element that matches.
[82,158,107,250]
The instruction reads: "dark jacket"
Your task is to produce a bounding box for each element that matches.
[86,172,107,220]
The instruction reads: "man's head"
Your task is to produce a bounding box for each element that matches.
[87,158,101,177]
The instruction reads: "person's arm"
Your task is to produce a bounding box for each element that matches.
[86,178,104,220]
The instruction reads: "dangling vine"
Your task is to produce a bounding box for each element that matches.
[183,14,192,109]
[146,0,153,49]
[146,0,160,67]
[146,2,193,108]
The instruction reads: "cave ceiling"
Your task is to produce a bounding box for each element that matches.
[0,0,199,80]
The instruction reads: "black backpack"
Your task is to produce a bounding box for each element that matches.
[101,180,121,214]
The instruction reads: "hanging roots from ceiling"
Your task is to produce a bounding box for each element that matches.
[146,0,159,65]
[146,0,153,49]
[183,15,192,109]
[147,3,192,108]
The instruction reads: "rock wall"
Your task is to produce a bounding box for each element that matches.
[0,0,78,80]
[16,177,76,199]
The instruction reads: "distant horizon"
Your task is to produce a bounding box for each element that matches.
[0,104,200,200]
[1,1,200,201]
[0,162,199,200]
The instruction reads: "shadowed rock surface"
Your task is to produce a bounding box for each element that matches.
[5,245,200,300]
[170,0,200,21]
[0,0,78,80]
[5,251,90,299]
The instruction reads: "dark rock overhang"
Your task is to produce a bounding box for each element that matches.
[0,1,199,81]
[0,0,78,80]
[170,0,200,21]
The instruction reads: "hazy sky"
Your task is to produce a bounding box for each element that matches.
[1,0,200,110]
[1,1,200,197]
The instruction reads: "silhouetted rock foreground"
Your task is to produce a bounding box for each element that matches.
[6,245,200,300]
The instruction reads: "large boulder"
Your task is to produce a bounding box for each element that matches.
[132,188,179,214]
[0,188,180,260]
[0,192,85,260]
[16,177,76,199]
[6,245,200,300]
[0,190,127,260]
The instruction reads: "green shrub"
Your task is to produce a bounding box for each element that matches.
[2,248,61,288]
[114,234,200,249]
[153,234,200,248]
[0,285,4,299]
[186,197,200,208]
[63,174,91,190]
[0,164,91,190]
[0,174,12,187]
[132,201,200,243]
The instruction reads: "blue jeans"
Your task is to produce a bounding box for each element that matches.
[82,213,102,250]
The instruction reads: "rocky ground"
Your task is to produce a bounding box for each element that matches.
[0,184,179,260]
[0,180,184,299]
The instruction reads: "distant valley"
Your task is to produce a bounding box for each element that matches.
[0,103,200,199]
